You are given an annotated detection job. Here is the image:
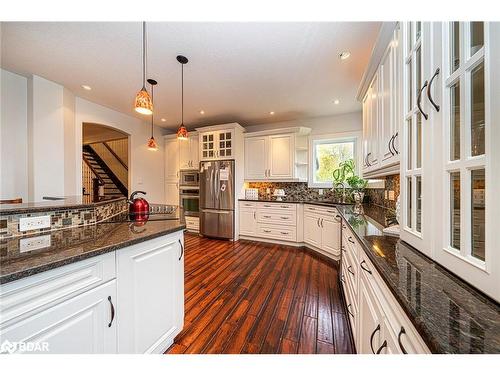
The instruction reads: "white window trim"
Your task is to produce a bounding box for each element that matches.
[307,131,363,188]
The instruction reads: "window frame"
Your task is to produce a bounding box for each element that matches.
[307,131,362,189]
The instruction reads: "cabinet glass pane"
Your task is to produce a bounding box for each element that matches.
[226,132,231,140]
[416,113,422,168]
[407,23,413,54]
[407,118,412,170]
[220,150,225,157]
[450,81,461,161]
[471,169,485,261]
[450,172,461,250]
[407,60,413,110]
[220,133,225,140]
[407,177,412,228]
[471,62,485,156]
[416,22,421,39]
[416,176,422,233]
[226,149,231,156]
[226,141,231,148]
[470,22,484,56]
[451,22,460,73]
[220,141,225,149]
[208,134,213,141]
[415,47,421,100]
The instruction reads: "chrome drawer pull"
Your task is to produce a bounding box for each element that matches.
[347,265,355,275]
[370,324,381,354]
[346,303,354,318]
[280,216,289,219]
[263,230,271,233]
[348,237,355,244]
[263,215,272,218]
[280,232,289,235]
[376,340,388,354]
[398,327,408,354]
[341,245,346,252]
[108,296,115,328]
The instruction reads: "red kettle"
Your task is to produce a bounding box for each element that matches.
[128,191,150,215]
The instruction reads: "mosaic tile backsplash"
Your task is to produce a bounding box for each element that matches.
[0,198,127,239]
[247,174,400,210]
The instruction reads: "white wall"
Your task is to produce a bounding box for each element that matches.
[63,88,76,196]
[0,69,28,201]
[75,98,166,203]
[244,112,362,135]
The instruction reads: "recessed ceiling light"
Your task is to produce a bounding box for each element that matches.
[199,110,205,115]
[269,111,275,115]
[333,99,340,105]
[81,85,92,91]
[161,118,166,122]
[339,51,351,60]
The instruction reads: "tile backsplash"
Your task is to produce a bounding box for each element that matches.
[247,173,400,210]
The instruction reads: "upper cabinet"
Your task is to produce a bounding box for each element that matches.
[359,23,402,178]
[179,131,199,170]
[398,22,500,302]
[164,137,180,180]
[197,123,245,161]
[244,127,311,182]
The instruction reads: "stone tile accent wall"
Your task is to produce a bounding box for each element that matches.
[364,174,400,210]
[0,198,127,239]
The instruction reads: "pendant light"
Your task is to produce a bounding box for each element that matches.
[176,55,189,140]
[146,78,158,151]
[134,22,153,115]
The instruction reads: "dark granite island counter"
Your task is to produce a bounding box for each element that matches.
[336,204,500,354]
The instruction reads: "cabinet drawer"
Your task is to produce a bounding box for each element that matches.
[239,201,257,209]
[256,202,296,211]
[185,216,199,230]
[342,274,357,341]
[256,223,296,242]
[256,210,296,226]
[343,249,358,300]
[304,204,338,216]
[342,224,360,261]
[0,252,116,326]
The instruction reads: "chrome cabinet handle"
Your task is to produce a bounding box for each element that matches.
[370,324,381,354]
[417,81,429,120]
[348,237,355,244]
[366,152,372,167]
[341,275,346,283]
[346,303,354,317]
[391,132,399,154]
[341,245,346,252]
[360,260,372,274]
[280,232,289,235]
[320,218,324,227]
[347,265,355,275]
[263,215,272,218]
[253,211,256,220]
[427,67,440,112]
[280,216,289,219]
[398,327,408,354]
[317,218,320,227]
[263,230,271,233]
[376,340,388,354]
[108,296,115,328]
[178,239,184,260]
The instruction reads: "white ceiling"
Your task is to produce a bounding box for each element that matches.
[1,22,381,130]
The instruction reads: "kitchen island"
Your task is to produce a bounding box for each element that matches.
[0,207,186,354]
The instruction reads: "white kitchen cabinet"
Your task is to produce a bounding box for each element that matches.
[199,130,233,160]
[244,136,268,179]
[0,280,117,354]
[116,233,184,354]
[321,216,341,255]
[239,205,257,236]
[244,127,311,182]
[165,181,179,206]
[303,213,322,248]
[179,131,199,170]
[164,137,180,180]
[357,270,384,354]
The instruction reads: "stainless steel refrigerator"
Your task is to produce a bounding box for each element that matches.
[199,160,235,239]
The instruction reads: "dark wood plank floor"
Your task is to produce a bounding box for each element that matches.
[166,234,355,354]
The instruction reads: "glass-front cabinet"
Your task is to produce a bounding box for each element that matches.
[200,130,234,160]
[401,21,500,302]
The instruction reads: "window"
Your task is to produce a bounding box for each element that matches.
[308,134,358,188]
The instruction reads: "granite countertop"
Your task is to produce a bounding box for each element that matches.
[0,196,126,215]
[336,204,500,354]
[0,217,186,285]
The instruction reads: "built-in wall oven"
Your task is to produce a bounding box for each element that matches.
[179,187,199,215]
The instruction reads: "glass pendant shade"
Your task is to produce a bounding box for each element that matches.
[147,136,158,151]
[177,124,188,140]
[134,87,153,115]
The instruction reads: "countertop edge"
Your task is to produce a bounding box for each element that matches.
[0,223,186,285]
[0,197,127,215]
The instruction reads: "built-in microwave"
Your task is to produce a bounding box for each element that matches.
[179,170,199,187]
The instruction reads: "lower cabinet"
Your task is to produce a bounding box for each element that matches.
[116,233,184,354]
[341,222,430,354]
[0,231,185,354]
[303,213,322,248]
[0,280,117,354]
[303,205,341,257]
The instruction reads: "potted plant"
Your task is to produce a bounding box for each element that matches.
[346,174,368,204]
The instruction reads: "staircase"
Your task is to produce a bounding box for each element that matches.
[82,145,128,199]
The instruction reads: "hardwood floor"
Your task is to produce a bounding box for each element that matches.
[166,234,355,354]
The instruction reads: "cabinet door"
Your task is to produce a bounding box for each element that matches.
[165,181,179,206]
[165,138,179,179]
[190,134,199,169]
[0,280,117,354]
[380,44,395,163]
[368,75,379,169]
[303,213,322,248]
[268,134,294,179]
[179,138,191,169]
[358,274,383,354]
[117,234,184,354]
[244,137,268,180]
[200,132,216,160]
[362,91,371,171]
[217,130,233,159]
[239,208,257,236]
[321,216,341,255]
